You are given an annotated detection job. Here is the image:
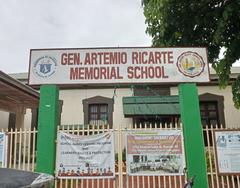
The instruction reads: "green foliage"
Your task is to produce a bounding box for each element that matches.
[143,0,240,108]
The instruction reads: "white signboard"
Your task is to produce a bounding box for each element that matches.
[29,47,209,85]
[126,130,185,176]
[215,130,240,174]
[56,131,115,179]
[0,132,8,168]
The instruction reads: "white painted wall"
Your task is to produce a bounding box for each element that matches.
[0,111,9,129]
[24,108,32,129]
[60,86,240,128]
[2,85,237,129]
[0,108,32,130]
[170,85,240,128]
[59,88,133,129]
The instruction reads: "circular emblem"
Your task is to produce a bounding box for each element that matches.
[33,56,57,78]
[177,51,205,78]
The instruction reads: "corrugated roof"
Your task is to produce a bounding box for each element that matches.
[0,71,39,109]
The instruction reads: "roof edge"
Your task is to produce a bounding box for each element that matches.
[0,71,39,98]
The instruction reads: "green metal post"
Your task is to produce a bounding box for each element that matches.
[36,85,59,175]
[178,83,208,188]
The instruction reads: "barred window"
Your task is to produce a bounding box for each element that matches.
[200,101,219,127]
[89,104,108,126]
[83,96,114,128]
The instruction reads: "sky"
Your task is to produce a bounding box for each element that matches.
[0,0,152,73]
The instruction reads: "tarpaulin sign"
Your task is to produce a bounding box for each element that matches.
[215,130,240,175]
[0,132,8,168]
[56,131,115,179]
[126,130,185,176]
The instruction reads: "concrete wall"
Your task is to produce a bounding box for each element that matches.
[59,88,133,129]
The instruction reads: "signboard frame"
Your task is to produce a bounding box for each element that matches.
[28,47,210,86]
[214,129,240,175]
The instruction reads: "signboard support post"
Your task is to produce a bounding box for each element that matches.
[36,85,59,175]
[178,83,208,188]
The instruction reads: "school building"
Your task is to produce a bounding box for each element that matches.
[0,67,239,131]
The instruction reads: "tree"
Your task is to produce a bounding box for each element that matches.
[142,0,240,108]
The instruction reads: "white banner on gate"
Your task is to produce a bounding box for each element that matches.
[126,130,185,176]
[56,131,115,179]
[0,132,7,168]
[215,130,240,174]
[29,47,209,85]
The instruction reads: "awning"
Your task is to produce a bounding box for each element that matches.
[122,96,180,116]
[0,71,39,111]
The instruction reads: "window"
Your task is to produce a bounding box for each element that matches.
[89,104,108,125]
[200,102,219,146]
[199,93,225,127]
[83,96,114,128]
[200,101,219,126]
[199,93,225,146]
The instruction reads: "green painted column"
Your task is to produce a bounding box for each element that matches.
[36,85,59,175]
[178,83,208,188]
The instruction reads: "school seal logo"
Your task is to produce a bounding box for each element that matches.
[177,51,205,78]
[33,55,57,78]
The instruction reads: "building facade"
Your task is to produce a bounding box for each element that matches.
[1,67,239,131]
